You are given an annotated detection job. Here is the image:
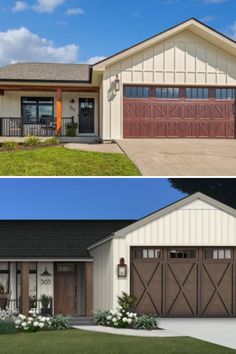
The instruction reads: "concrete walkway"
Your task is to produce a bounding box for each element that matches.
[74,325,182,337]
[64,143,123,154]
[117,139,236,176]
[161,318,236,350]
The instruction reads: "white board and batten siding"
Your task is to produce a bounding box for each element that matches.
[101,30,236,139]
[91,199,236,311]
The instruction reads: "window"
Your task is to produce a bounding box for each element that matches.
[204,249,232,260]
[156,87,179,99]
[16,262,37,308]
[186,88,209,99]
[56,263,75,272]
[21,97,54,123]
[133,248,161,259]
[169,249,196,259]
[216,88,235,100]
[124,86,149,98]
[0,262,10,295]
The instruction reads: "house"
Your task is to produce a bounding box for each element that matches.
[1,192,236,317]
[0,18,236,141]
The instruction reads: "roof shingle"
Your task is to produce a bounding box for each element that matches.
[0,63,91,82]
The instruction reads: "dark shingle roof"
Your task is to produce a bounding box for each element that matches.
[0,220,134,258]
[0,63,91,83]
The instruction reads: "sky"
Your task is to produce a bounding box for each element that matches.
[0,178,185,219]
[0,0,235,65]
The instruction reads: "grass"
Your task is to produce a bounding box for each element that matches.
[0,330,234,354]
[0,146,140,176]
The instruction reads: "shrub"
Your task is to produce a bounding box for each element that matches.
[3,141,20,150]
[0,319,16,334]
[134,314,159,330]
[66,123,78,137]
[117,292,137,311]
[15,313,51,333]
[93,310,111,326]
[43,137,59,146]
[24,135,41,147]
[0,309,17,321]
[49,315,71,330]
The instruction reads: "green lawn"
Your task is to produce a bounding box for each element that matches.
[0,330,233,354]
[0,146,140,176]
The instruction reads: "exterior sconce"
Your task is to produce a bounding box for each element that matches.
[114,74,120,92]
[70,99,75,104]
[40,267,52,276]
[117,258,127,278]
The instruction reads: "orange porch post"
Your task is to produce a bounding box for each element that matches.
[56,89,62,136]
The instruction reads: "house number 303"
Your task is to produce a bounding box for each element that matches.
[40,279,51,285]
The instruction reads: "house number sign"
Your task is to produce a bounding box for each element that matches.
[40,278,51,285]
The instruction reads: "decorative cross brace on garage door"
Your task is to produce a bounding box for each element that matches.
[166,262,198,316]
[201,262,233,316]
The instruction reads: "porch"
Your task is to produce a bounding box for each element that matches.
[0,261,93,316]
[0,86,99,140]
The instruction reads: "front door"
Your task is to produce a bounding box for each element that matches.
[79,98,95,134]
[54,263,77,314]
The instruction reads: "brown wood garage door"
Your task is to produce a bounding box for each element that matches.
[130,247,235,317]
[123,86,235,138]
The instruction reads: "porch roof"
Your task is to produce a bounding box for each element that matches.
[0,63,92,83]
[0,220,134,258]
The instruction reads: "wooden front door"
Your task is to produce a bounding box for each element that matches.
[54,263,77,314]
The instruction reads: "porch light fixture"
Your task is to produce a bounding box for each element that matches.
[40,267,52,277]
[114,74,120,92]
[117,258,127,278]
[70,99,75,104]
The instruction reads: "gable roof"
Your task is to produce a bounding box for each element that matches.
[0,63,92,83]
[93,18,236,71]
[0,220,134,259]
[88,192,236,250]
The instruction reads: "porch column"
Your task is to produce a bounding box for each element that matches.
[84,262,93,316]
[21,262,29,316]
[56,88,62,136]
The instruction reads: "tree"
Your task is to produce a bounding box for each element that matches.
[169,178,236,209]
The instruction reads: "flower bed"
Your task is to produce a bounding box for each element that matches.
[94,292,159,330]
[0,136,60,151]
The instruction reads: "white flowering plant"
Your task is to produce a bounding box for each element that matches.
[94,292,159,330]
[15,311,51,333]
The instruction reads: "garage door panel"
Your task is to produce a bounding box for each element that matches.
[201,262,233,316]
[166,262,198,316]
[123,87,235,138]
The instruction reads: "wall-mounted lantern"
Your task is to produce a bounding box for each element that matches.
[117,258,127,278]
[70,99,75,104]
[40,267,52,277]
[114,74,120,92]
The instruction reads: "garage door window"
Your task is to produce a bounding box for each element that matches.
[169,249,196,259]
[216,88,235,100]
[156,87,179,99]
[204,249,232,260]
[186,88,209,99]
[133,248,161,259]
[124,86,149,98]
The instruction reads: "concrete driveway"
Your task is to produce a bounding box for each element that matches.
[117,139,236,176]
[161,318,236,350]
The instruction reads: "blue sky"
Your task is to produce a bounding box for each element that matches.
[0,178,185,219]
[0,0,235,65]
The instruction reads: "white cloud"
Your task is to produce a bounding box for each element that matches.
[229,21,236,40]
[86,56,106,65]
[66,7,85,16]
[0,27,79,66]
[12,1,28,11]
[200,15,214,22]
[33,0,65,13]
